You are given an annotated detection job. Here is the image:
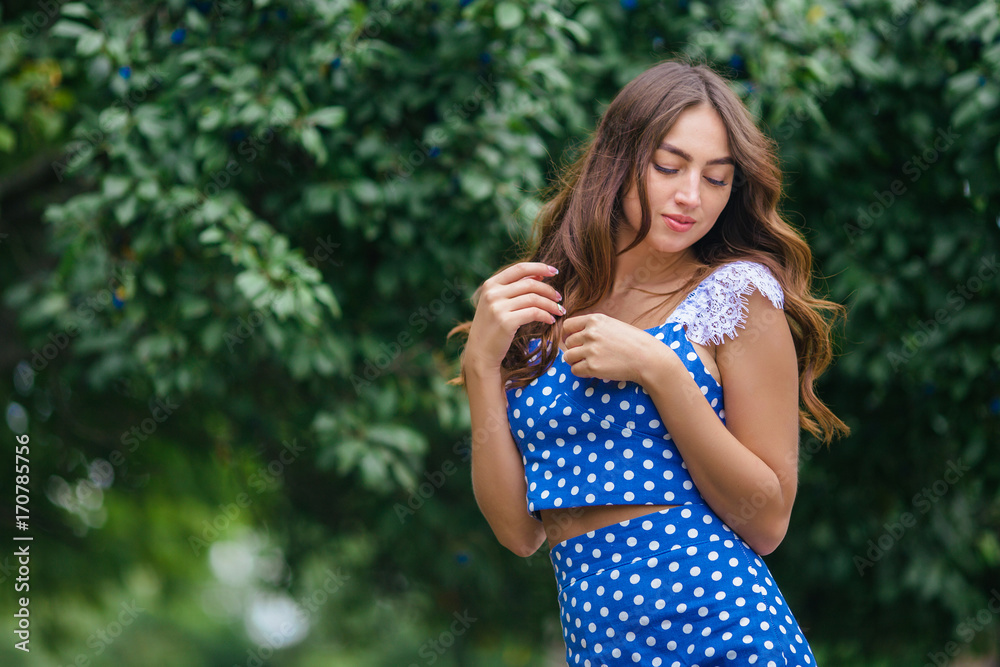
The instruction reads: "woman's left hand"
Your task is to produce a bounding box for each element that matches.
[560,313,674,384]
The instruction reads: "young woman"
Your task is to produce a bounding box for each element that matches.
[448,58,849,666]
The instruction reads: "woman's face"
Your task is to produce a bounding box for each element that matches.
[619,103,735,259]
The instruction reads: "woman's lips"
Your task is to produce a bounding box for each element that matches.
[663,214,695,232]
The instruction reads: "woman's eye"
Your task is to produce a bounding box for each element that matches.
[654,165,728,187]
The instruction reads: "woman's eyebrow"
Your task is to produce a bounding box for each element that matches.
[659,142,734,166]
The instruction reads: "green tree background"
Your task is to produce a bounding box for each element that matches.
[0,0,998,665]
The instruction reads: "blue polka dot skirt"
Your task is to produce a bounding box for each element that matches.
[548,503,817,666]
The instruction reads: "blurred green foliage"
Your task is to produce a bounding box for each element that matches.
[0,0,998,665]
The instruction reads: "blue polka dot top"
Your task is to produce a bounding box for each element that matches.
[504,260,785,521]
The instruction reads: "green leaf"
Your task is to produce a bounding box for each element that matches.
[351,179,380,205]
[197,108,224,132]
[102,175,132,199]
[459,170,493,201]
[136,179,161,200]
[199,227,225,244]
[300,126,327,166]
[60,2,93,18]
[135,334,173,361]
[235,271,269,301]
[50,20,94,39]
[142,271,166,296]
[389,459,417,491]
[314,284,341,317]
[359,453,390,491]
[179,296,211,319]
[561,18,590,45]
[366,424,427,455]
[0,124,16,153]
[302,184,337,213]
[496,2,524,30]
[200,320,226,354]
[113,195,137,225]
[312,411,339,438]
[200,199,227,224]
[136,112,167,142]
[306,106,347,128]
[270,288,296,318]
[76,31,104,57]
[98,106,128,133]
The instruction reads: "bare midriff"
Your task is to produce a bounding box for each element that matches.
[540,503,682,549]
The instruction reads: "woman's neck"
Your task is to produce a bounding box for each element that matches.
[611,244,698,297]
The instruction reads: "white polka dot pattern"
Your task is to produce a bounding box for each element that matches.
[549,504,817,666]
[507,320,723,520]
[505,261,784,521]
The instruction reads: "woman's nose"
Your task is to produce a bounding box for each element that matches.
[675,174,701,208]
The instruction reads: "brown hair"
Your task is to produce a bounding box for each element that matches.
[447,57,849,444]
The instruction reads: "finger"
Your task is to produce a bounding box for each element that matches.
[565,357,590,378]
[493,261,559,287]
[489,273,562,306]
[561,330,578,351]
[560,313,587,336]
[562,346,576,365]
[505,293,564,320]
[501,305,558,329]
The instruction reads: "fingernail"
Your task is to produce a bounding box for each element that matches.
[558,304,566,315]
[555,291,563,301]
[549,266,559,275]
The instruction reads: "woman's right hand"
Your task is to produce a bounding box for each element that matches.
[464,262,565,372]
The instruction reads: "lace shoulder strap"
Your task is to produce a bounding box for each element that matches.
[670,260,785,346]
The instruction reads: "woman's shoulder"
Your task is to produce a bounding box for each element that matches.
[672,259,785,346]
[701,259,784,308]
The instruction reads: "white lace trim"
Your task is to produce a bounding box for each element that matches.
[669,260,785,346]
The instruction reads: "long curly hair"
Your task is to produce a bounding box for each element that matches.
[447,57,849,444]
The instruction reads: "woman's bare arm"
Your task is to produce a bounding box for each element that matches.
[462,261,563,557]
[559,289,799,555]
[638,290,800,555]
[466,360,547,557]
